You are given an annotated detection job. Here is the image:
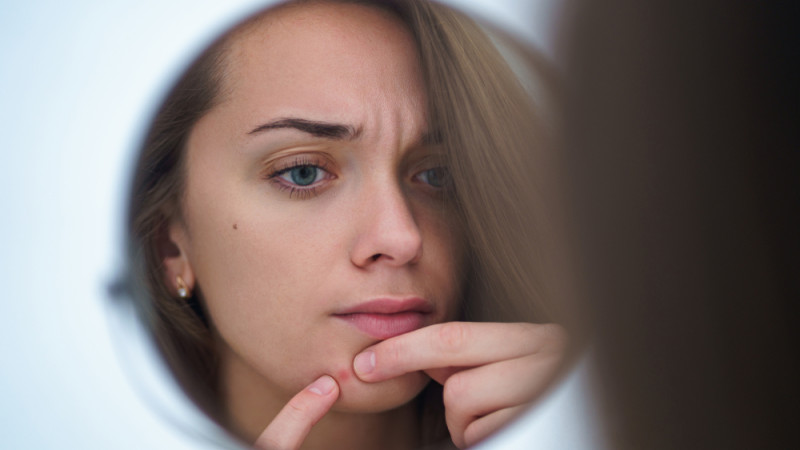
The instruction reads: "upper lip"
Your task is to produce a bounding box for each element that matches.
[334,297,434,315]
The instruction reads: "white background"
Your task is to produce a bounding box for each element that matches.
[0,1,598,448]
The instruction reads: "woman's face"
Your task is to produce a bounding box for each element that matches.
[168,2,466,412]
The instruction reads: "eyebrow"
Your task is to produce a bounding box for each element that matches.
[247,117,442,146]
[248,118,361,140]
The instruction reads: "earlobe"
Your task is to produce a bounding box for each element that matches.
[176,275,191,299]
[159,218,196,298]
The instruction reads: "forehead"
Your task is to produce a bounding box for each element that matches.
[218,2,422,111]
[234,1,409,48]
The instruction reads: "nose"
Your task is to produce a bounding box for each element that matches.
[350,180,423,268]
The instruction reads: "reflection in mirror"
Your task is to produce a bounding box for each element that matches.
[115,1,573,448]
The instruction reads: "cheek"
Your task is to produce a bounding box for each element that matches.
[196,212,334,335]
[418,207,469,310]
[183,188,361,388]
[184,169,340,312]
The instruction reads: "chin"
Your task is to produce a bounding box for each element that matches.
[331,371,431,413]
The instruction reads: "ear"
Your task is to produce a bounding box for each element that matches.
[157,217,196,297]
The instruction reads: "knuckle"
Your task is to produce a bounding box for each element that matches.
[285,395,311,419]
[442,372,468,411]
[382,339,404,368]
[444,408,467,449]
[462,422,483,448]
[437,322,468,353]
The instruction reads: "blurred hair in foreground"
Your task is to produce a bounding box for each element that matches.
[563,0,799,448]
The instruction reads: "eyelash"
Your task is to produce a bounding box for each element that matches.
[266,156,333,199]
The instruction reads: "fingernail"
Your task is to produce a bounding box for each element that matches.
[308,375,335,396]
[354,350,376,375]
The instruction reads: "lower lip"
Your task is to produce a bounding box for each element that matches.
[335,312,426,339]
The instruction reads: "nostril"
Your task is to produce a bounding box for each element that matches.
[370,254,382,262]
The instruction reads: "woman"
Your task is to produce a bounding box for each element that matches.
[123,0,568,448]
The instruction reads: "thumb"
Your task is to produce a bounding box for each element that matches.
[253,375,340,450]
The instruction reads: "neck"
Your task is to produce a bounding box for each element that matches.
[219,348,421,450]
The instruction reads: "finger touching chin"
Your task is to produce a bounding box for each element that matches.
[331,370,431,413]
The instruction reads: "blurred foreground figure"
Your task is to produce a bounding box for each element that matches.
[564,1,799,449]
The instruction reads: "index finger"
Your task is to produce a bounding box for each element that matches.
[254,375,340,450]
[352,322,561,382]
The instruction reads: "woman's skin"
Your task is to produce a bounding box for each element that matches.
[162,2,566,449]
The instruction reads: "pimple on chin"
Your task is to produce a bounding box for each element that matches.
[336,368,351,382]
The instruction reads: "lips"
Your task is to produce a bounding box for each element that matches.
[333,298,433,339]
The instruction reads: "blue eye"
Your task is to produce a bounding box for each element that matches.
[283,165,320,186]
[266,157,334,199]
[275,164,328,188]
[417,167,449,188]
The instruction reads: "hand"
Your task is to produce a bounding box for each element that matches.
[253,375,340,450]
[352,322,567,448]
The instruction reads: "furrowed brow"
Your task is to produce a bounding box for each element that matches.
[421,128,443,146]
[248,118,361,140]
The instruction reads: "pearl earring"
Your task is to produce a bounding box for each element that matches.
[176,276,190,299]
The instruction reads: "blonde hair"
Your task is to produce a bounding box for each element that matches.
[122,0,557,444]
